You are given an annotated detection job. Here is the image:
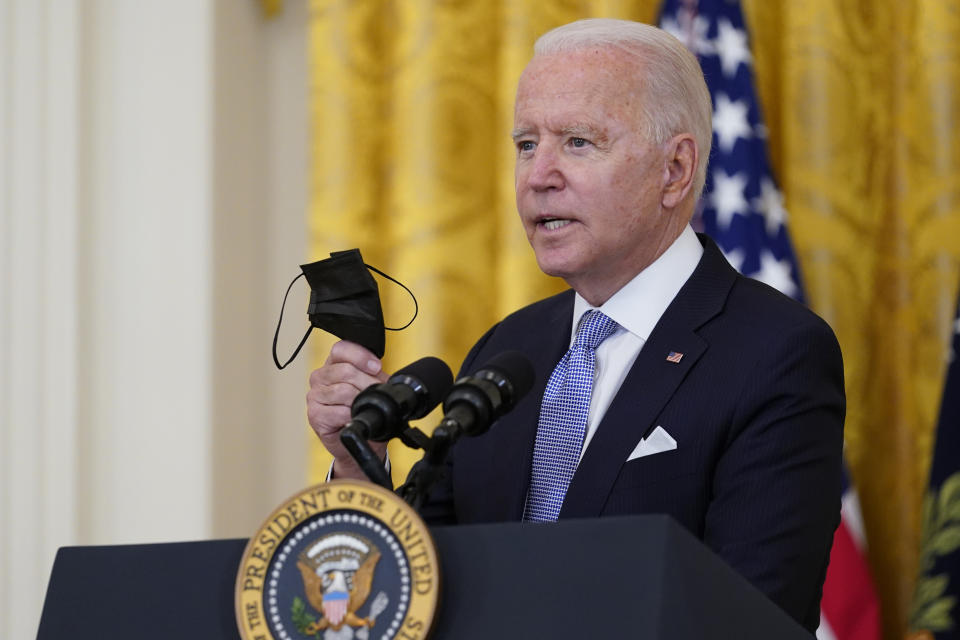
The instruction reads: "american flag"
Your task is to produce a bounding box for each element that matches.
[657,1,881,638]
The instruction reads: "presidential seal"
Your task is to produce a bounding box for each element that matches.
[235,480,439,640]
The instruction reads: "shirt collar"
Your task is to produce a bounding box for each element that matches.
[571,225,704,342]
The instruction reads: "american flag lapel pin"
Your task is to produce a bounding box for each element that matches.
[666,351,683,364]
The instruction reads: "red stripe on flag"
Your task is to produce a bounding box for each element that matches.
[821,520,881,640]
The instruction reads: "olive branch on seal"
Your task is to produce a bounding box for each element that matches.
[291,596,320,638]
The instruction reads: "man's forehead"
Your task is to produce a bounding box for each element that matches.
[514,53,642,131]
[516,49,641,101]
[521,47,638,79]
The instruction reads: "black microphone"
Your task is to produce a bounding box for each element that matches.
[397,351,534,508]
[340,356,453,488]
[344,356,453,442]
[435,351,535,442]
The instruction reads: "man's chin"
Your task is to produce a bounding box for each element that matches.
[534,256,578,282]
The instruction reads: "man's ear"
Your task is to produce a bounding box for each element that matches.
[662,134,698,208]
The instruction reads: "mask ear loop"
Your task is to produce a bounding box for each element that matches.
[272,272,313,370]
[365,263,418,331]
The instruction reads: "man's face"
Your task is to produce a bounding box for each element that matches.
[513,48,680,304]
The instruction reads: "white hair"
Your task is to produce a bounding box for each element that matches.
[534,18,713,199]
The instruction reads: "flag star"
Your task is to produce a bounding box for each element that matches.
[661,10,715,56]
[752,177,789,235]
[723,247,746,272]
[711,170,749,228]
[752,250,799,298]
[714,17,752,77]
[713,94,751,153]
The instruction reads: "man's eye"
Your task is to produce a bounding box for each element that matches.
[570,137,589,148]
[518,141,536,153]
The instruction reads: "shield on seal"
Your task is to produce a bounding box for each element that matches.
[322,590,349,626]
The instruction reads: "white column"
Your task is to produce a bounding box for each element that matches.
[1,1,81,638]
[0,2,310,637]
[2,1,216,637]
[78,0,214,545]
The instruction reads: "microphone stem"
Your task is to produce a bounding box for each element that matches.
[398,421,458,510]
[340,428,392,489]
[425,420,458,465]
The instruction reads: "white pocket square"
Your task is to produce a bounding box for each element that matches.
[627,426,678,461]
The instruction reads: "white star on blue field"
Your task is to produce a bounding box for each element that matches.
[661,0,806,303]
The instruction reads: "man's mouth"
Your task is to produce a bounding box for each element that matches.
[540,218,573,231]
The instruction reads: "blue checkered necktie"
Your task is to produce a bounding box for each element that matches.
[524,309,619,522]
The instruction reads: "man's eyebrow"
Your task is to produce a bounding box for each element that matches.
[510,127,534,141]
[560,124,609,143]
[510,124,611,144]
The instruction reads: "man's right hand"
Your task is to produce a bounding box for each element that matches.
[307,340,389,480]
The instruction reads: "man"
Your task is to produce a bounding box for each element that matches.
[307,19,844,633]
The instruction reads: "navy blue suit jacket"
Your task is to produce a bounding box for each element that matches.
[422,235,844,633]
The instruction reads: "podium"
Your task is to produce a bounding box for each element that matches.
[37,515,810,639]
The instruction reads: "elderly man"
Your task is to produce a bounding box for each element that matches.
[307,18,844,633]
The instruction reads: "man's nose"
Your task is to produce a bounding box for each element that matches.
[525,144,564,191]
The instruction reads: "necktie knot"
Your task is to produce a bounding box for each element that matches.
[573,310,618,351]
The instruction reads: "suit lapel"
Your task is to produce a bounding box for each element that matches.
[466,292,573,521]
[559,237,738,519]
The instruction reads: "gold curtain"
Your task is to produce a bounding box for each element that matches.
[259,0,283,18]
[306,2,960,637]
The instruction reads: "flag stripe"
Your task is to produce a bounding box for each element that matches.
[818,616,839,640]
[820,521,882,640]
[840,488,867,551]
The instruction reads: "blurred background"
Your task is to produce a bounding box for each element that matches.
[2,1,959,639]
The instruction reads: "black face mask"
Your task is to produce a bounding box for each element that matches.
[272,249,417,369]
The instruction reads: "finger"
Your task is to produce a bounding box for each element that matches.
[307,404,351,435]
[307,381,368,409]
[310,361,383,394]
[325,340,383,377]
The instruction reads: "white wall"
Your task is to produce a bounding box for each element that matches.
[0,1,310,637]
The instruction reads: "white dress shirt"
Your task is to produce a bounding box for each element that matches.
[571,225,703,459]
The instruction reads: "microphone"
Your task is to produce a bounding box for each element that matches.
[397,351,534,508]
[435,350,535,442]
[344,356,454,442]
[340,356,453,489]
